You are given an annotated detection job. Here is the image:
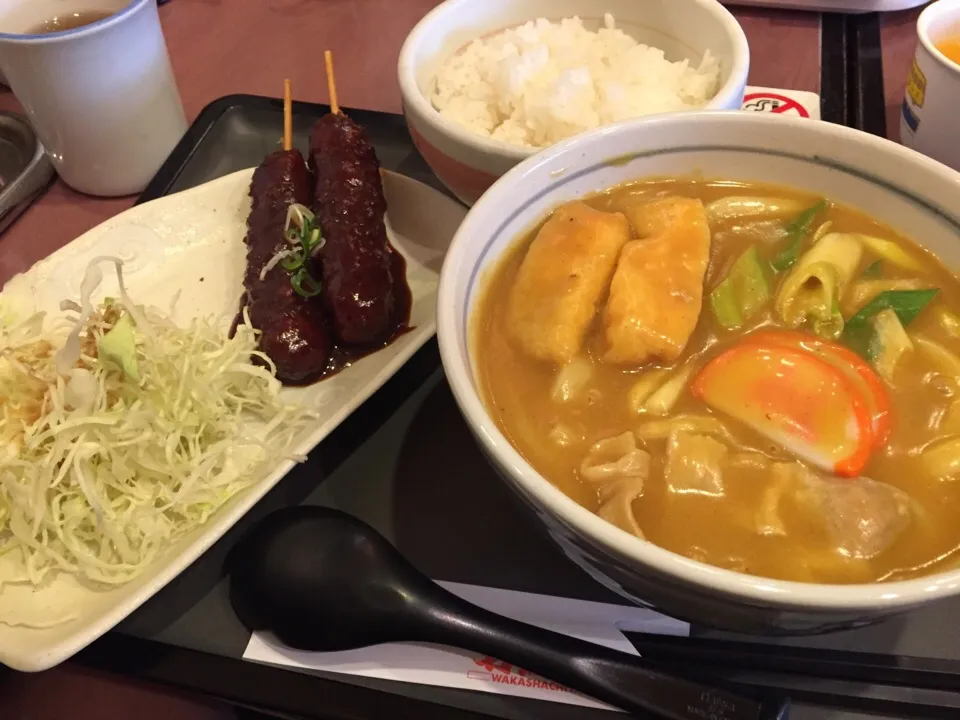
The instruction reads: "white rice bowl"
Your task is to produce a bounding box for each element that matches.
[431,14,721,148]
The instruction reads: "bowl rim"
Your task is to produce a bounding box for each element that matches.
[397,0,751,161]
[436,110,960,611]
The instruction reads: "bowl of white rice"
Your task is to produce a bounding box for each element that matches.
[398,0,749,206]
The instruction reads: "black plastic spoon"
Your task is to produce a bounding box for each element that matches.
[229,505,790,720]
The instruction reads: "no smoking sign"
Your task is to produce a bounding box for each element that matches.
[741,86,820,120]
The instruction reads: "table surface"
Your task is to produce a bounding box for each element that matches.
[0,3,926,286]
[0,0,831,286]
[0,2,945,719]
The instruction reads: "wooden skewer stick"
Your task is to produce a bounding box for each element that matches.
[324,50,339,115]
[282,78,293,151]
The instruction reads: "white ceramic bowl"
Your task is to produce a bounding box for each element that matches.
[436,112,960,634]
[398,0,749,206]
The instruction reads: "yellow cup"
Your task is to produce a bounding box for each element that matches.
[901,0,960,170]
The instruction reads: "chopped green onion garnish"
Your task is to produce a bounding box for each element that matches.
[284,203,315,236]
[770,238,802,273]
[291,267,323,298]
[283,203,325,297]
[785,199,827,235]
[303,228,323,253]
[709,277,742,329]
[708,245,769,329]
[848,288,939,328]
[862,260,884,279]
[770,199,828,272]
[841,288,939,358]
[280,250,306,271]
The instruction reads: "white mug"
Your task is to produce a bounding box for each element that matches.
[0,0,187,196]
[900,0,960,171]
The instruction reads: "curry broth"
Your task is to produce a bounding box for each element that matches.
[474,178,960,584]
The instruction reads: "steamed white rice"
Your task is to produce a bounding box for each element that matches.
[430,14,721,148]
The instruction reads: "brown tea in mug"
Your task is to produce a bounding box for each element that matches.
[28,10,113,34]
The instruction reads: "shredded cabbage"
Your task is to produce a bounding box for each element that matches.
[0,258,316,598]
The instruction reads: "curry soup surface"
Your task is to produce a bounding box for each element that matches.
[473,178,960,584]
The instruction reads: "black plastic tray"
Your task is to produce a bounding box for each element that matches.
[111,94,633,720]
[81,91,960,720]
[138,94,449,203]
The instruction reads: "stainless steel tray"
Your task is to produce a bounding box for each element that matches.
[0,112,54,235]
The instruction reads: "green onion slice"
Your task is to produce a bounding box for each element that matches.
[280,249,306,271]
[291,267,323,298]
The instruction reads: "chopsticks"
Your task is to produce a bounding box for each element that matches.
[629,632,960,718]
[631,633,960,691]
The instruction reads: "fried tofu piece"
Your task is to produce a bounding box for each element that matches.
[603,197,711,365]
[506,201,630,364]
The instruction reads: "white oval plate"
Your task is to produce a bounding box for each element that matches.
[0,168,467,671]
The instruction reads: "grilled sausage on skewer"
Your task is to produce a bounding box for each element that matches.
[244,149,332,384]
[309,113,408,346]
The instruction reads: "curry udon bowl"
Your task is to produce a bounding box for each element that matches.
[436,111,960,634]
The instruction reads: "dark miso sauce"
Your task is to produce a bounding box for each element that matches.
[232,246,414,387]
[281,244,415,386]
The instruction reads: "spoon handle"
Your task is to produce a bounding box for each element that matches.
[418,592,788,720]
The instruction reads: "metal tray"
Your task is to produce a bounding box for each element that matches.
[0,112,53,235]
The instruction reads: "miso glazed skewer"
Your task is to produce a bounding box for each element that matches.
[308,50,411,347]
[240,78,332,384]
